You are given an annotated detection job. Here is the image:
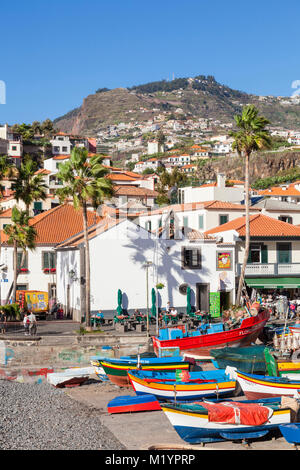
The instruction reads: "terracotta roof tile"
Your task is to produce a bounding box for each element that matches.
[113,185,158,197]
[205,213,300,237]
[1,204,101,246]
[258,186,300,196]
[139,200,258,217]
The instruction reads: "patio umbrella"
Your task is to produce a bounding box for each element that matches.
[186,286,192,315]
[151,288,156,318]
[117,289,123,315]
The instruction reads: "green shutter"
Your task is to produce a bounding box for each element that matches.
[261,245,268,264]
[220,215,228,225]
[198,215,204,230]
[278,243,291,264]
[34,201,42,211]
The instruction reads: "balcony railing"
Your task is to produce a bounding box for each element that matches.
[237,263,300,276]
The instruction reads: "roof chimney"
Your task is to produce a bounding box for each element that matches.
[217,173,226,188]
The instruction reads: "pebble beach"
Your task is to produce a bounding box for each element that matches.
[0,380,125,450]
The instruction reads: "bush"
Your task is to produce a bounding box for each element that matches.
[1,303,21,321]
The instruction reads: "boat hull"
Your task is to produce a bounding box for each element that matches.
[128,371,236,401]
[152,310,270,357]
[100,359,190,387]
[107,394,161,414]
[279,424,300,444]
[236,371,300,400]
[161,404,291,444]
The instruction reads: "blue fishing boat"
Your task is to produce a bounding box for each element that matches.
[128,369,238,401]
[90,355,191,387]
[279,424,300,446]
[161,397,294,444]
[107,394,161,414]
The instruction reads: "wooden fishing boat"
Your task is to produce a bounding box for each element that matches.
[152,309,270,357]
[210,345,267,374]
[229,368,300,399]
[161,398,292,444]
[264,347,300,378]
[97,356,191,387]
[128,369,237,400]
[279,423,300,446]
[107,394,161,413]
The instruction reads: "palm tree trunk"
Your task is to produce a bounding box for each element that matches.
[13,240,17,303]
[236,151,250,306]
[82,202,91,329]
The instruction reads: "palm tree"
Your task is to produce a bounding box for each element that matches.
[0,155,15,197]
[230,105,272,306]
[4,207,37,303]
[56,147,114,328]
[11,155,48,215]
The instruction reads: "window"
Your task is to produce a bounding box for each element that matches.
[277,243,291,264]
[42,252,56,270]
[62,146,68,152]
[53,146,60,152]
[48,283,57,300]
[17,284,28,291]
[145,221,152,232]
[11,146,17,151]
[17,252,28,270]
[182,247,201,269]
[34,201,42,212]
[198,215,204,230]
[279,216,293,224]
[247,244,268,264]
[219,214,229,225]
[183,216,188,227]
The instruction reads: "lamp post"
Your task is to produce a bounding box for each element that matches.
[144,261,152,338]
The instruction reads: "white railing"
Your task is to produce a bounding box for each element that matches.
[238,263,300,276]
[278,263,300,274]
[244,264,275,275]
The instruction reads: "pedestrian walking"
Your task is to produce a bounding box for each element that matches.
[23,313,30,336]
[28,310,37,336]
[0,310,6,335]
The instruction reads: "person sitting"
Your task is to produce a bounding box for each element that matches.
[170,307,178,317]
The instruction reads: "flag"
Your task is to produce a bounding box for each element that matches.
[175,369,190,382]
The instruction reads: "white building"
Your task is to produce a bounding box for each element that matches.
[56,217,236,320]
[178,174,244,205]
[0,204,100,305]
[137,201,260,234]
[147,141,165,154]
[50,133,72,156]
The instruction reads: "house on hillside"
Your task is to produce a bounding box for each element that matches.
[177,174,245,204]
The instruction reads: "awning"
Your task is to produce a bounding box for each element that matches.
[245,278,300,289]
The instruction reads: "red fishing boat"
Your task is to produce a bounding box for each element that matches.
[152,309,270,357]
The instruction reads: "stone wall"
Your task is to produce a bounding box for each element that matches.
[0,334,150,369]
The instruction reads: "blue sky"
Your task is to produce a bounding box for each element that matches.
[1,0,300,124]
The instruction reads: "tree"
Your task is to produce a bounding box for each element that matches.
[11,156,48,215]
[229,105,272,306]
[155,167,188,206]
[0,156,15,197]
[4,207,37,303]
[56,148,114,328]
[41,119,55,138]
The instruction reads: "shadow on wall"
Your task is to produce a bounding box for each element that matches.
[123,228,211,311]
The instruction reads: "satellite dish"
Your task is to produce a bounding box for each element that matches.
[179,283,189,295]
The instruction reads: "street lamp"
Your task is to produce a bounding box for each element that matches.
[143,261,153,338]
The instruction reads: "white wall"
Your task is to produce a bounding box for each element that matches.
[180,186,244,204]
[0,246,57,303]
[56,220,236,317]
